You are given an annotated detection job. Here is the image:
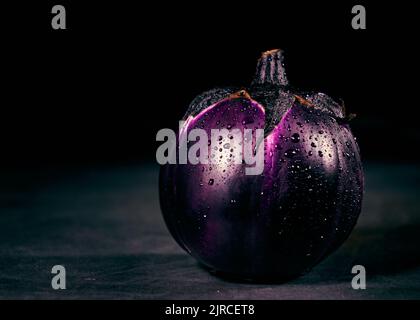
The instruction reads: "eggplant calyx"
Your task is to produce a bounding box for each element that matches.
[347,113,357,121]
[229,89,252,100]
[337,99,357,123]
[183,87,238,119]
[294,94,315,107]
[336,113,357,125]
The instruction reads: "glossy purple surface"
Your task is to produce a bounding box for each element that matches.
[159,50,363,280]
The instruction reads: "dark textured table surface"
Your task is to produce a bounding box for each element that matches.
[0,162,419,299]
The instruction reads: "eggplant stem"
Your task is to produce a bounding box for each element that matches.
[252,49,288,86]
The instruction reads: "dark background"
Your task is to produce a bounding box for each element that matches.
[1,1,420,300]
[1,1,418,167]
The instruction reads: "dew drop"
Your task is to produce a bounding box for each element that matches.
[291,133,300,143]
[284,149,297,158]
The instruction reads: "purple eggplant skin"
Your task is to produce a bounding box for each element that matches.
[159,49,364,281]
